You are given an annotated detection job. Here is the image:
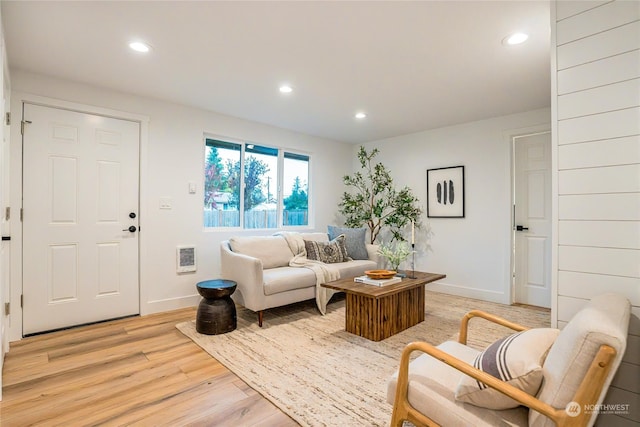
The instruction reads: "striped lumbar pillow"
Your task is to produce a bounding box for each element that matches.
[455,328,560,410]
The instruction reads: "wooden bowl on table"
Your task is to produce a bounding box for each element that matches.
[364,269,397,280]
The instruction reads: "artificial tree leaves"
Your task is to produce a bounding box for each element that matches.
[339,146,423,244]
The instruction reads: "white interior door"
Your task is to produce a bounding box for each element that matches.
[0,58,7,399]
[513,132,551,308]
[22,103,140,335]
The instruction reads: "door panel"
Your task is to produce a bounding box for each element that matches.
[22,104,140,335]
[49,243,78,302]
[514,132,552,308]
[50,156,77,222]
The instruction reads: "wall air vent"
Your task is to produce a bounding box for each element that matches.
[177,246,196,273]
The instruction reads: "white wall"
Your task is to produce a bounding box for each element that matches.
[361,108,550,304]
[553,1,640,425]
[8,70,354,341]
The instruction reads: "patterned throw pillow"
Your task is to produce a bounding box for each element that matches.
[304,234,350,264]
[327,225,369,260]
[454,328,560,410]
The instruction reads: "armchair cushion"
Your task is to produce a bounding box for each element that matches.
[455,328,560,410]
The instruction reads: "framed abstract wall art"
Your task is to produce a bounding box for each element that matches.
[426,166,465,218]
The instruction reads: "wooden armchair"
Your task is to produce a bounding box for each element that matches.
[387,293,630,427]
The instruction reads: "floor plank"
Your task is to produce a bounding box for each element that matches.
[0,308,299,427]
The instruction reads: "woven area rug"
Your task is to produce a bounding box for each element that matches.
[176,290,549,427]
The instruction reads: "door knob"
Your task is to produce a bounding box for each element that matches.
[516,225,529,231]
[123,226,137,233]
[129,212,137,219]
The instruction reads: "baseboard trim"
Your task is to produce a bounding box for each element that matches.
[142,294,200,316]
[52,286,510,320]
[426,281,509,305]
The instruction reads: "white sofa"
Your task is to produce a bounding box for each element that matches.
[220,232,379,326]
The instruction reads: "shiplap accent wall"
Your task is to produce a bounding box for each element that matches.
[554,1,640,426]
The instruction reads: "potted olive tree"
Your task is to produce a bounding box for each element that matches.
[338,146,425,269]
[339,146,423,243]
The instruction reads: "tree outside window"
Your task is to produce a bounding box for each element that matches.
[204,140,241,227]
[204,138,309,228]
[283,153,309,226]
[243,145,277,228]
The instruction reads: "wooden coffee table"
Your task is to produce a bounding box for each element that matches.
[322,271,445,341]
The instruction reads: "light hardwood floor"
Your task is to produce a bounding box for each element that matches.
[0,308,299,426]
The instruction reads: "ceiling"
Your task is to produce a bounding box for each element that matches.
[2,1,551,144]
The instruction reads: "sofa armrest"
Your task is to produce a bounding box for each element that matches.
[366,244,380,264]
[220,240,265,312]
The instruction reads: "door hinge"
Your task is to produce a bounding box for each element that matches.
[5,206,9,221]
[20,294,23,308]
[20,120,32,135]
[4,302,9,316]
[20,208,23,222]
[5,112,10,126]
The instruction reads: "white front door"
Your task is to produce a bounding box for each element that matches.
[513,132,552,308]
[0,63,8,399]
[22,104,140,335]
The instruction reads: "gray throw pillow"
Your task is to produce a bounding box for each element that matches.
[328,225,368,260]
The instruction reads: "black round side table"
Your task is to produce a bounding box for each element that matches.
[195,279,237,335]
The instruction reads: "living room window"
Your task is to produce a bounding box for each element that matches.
[204,139,242,227]
[243,144,278,228]
[204,137,310,229]
[283,152,309,227]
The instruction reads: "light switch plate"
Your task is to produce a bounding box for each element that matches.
[188,182,197,194]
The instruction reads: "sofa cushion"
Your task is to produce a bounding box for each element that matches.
[328,226,369,260]
[263,266,317,296]
[332,259,378,278]
[229,235,293,269]
[304,234,350,263]
[387,341,529,427]
[263,260,377,296]
[299,232,329,243]
[455,328,560,410]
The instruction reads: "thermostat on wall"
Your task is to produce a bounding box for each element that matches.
[177,246,197,273]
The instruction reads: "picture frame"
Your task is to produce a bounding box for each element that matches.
[426,166,465,218]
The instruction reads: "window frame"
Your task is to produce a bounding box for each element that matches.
[281,151,311,228]
[203,134,312,231]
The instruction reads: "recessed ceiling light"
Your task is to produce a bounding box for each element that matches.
[503,33,529,45]
[355,112,367,119]
[279,85,293,94]
[129,41,150,53]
